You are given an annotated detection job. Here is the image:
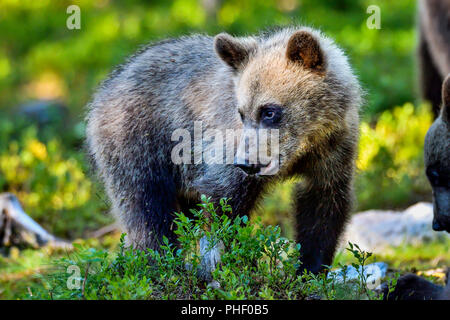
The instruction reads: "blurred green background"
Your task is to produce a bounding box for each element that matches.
[0,0,419,116]
[1,0,446,300]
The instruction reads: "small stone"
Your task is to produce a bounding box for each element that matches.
[207,280,221,289]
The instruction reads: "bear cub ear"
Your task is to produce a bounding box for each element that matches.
[214,33,255,71]
[441,74,450,124]
[286,31,325,73]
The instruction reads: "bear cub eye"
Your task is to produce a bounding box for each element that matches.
[260,105,282,127]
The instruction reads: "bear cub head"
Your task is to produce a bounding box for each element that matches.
[214,28,361,176]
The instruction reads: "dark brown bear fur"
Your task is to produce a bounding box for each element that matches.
[418,0,450,118]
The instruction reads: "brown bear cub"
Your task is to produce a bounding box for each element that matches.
[86,27,362,275]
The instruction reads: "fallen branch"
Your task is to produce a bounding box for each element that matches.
[0,192,72,250]
[87,222,119,239]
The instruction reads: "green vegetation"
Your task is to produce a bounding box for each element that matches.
[21,197,390,300]
[1,197,448,300]
[2,200,448,299]
[0,0,417,117]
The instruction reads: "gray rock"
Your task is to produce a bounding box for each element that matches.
[197,236,224,282]
[342,202,450,253]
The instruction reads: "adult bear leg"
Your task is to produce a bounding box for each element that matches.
[418,24,443,119]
